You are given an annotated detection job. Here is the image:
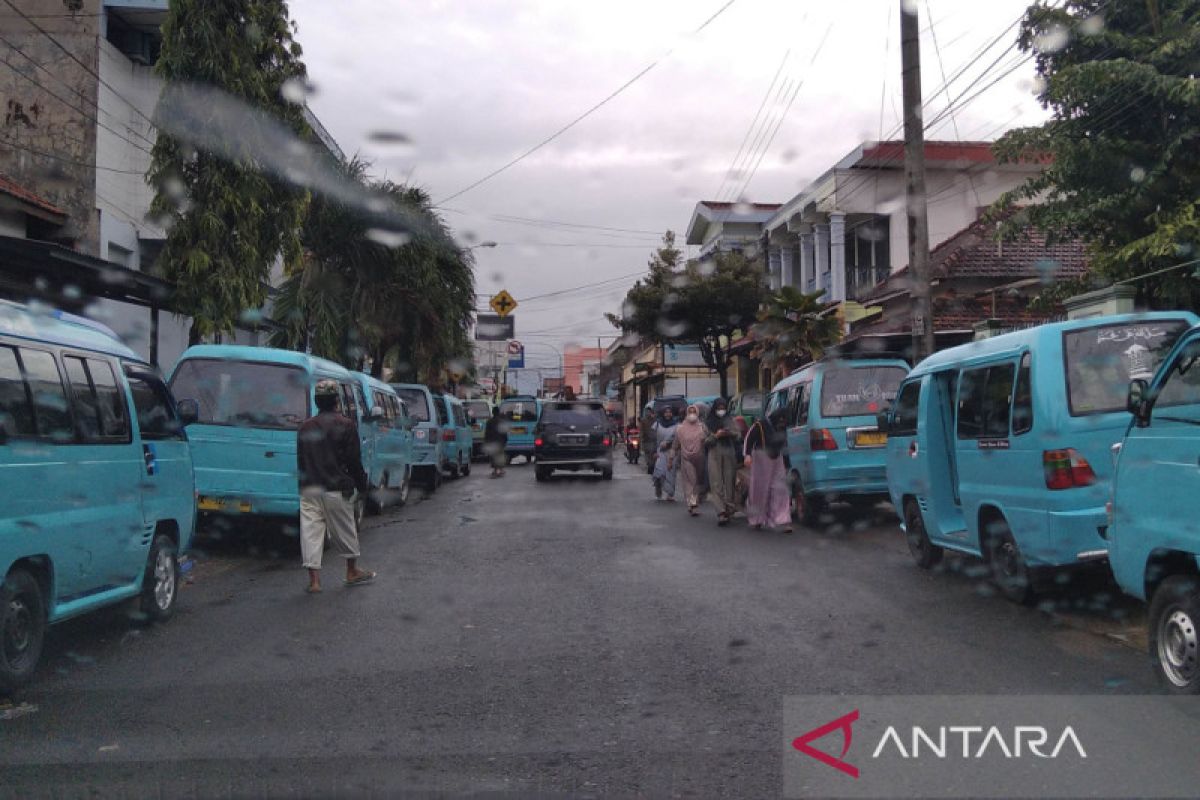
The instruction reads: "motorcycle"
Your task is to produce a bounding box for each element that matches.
[625,429,641,464]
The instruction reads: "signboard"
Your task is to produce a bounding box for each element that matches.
[475,314,515,341]
[507,339,524,369]
[489,290,518,317]
[664,344,708,367]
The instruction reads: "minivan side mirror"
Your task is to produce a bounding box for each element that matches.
[1127,379,1152,427]
[875,406,891,434]
[177,398,199,426]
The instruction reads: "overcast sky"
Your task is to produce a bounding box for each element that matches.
[288,0,1048,378]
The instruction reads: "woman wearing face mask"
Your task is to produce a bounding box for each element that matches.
[651,407,679,501]
[672,404,708,516]
[704,397,741,525]
[743,407,793,532]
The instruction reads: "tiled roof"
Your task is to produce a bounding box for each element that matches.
[0,174,67,219]
[854,294,1064,336]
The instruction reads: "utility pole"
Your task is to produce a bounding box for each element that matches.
[900,0,935,363]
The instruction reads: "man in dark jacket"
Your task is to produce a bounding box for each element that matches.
[297,380,375,593]
[484,405,508,477]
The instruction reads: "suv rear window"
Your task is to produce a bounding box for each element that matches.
[541,404,606,428]
[820,366,906,418]
[1064,320,1189,416]
[395,388,431,422]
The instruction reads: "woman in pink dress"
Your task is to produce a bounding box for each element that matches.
[672,404,709,516]
[743,407,793,532]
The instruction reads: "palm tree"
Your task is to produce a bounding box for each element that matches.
[750,286,842,381]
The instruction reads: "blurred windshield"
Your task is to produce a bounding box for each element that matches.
[1064,321,1190,415]
[169,359,307,429]
[395,388,432,422]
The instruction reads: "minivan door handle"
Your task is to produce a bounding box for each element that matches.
[142,444,157,476]
[264,450,276,458]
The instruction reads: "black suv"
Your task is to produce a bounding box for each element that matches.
[534,401,614,481]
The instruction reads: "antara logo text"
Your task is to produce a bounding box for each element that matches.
[792,710,1087,778]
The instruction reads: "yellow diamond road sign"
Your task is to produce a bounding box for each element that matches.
[489,290,518,317]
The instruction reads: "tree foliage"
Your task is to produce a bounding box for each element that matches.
[992,0,1200,309]
[271,159,476,385]
[750,286,843,379]
[149,0,311,341]
[608,232,767,397]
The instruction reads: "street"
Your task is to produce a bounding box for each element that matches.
[1,458,1153,798]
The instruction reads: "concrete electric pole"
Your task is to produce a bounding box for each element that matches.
[900,0,935,363]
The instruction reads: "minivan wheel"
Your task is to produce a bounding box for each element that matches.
[140,534,179,622]
[428,465,442,491]
[365,476,384,516]
[903,499,943,569]
[397,467,411,507]
[984,519,1033,604]
[461,456,471,477]
[0,568,45,693]
[1149,576,1200,694]
[790,473,822,528]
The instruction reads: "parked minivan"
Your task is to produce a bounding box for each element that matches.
[169,344,362,523]
[463,398,492,460]
[352,372,416,511]
[1108,323,1200,692]
[435,393,473,477]
[498,394,542,463]
[884,312,1197,602]
[1,301,195,691]
[390,383,444,490]
[767,356,910,525]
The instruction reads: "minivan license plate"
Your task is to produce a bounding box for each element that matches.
[198,496,252,513]
[855,431,887,447]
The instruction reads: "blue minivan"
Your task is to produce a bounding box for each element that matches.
[884,312,1197,602]
[766,357,910,525]
[391,383,444,490]
[1,301,195,690]
[353,372,416,511]
[1108,323,1200,692]
[498,394,542,463]
[435,393,473,477]
[169,345,361,524]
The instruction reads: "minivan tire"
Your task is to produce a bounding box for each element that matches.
[461,457,471,477]
[140,533,179,622]
[984,519,1034,604]
[1148,575,1200,694]
[397,467,411,507]
[790,472,822,529]
[904,499,943,569]
[427,465,442,491]
[0,567,46,693]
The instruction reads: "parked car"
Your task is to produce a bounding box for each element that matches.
[169,345,371,523]
[498,394,542,463]
[884,312,1197,603]
[1,301,195,691]
[435,393,473,477]
[768,356,909,526]
[1108,323,1200,692]
[352,372,416,512]
[391,383,445,490]
[463,398,493,460]
[533,400,614,481]
[729,389,764,425]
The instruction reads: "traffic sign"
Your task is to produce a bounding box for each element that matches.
[507,339,524,368]
[489,290,518,317]
[475,314,514,341]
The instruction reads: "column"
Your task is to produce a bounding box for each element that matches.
[780,243,795,289]
[814,223,831,300]
[799,231,815,292]
[829,211,847,303]
[767,246,782,290]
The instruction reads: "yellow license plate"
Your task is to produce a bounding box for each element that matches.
[198,496,252,513]
[856,431,887,446]
[511,426,526,434]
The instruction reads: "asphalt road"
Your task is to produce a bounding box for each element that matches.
[0,457,1155,798]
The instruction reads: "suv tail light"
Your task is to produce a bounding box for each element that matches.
[1043,448,1096,490]
[602,436,612,447]
[534,436,544,447]
[809,428,838,451]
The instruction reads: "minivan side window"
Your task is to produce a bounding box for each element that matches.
[1012,353,1033,435]
[435,397,450,425]
[789,383,810,426]
[126,370,185,441]
[20,348,73,440]
[957,364,1015,439]
[64,355,130,443]
[0,345,35,437]
[1155,339,1200,410]
[892,380,921,436]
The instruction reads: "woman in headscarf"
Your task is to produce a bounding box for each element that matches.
[672,404,709,516]
[743,406,793,532]
[704,397,741,525]
[651,406,679,501]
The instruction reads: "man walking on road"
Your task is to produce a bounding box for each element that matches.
[484,405,508,478]
[297,380,376,594]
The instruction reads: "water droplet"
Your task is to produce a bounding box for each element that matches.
[366,130,413,149]
[1079,14,1104,37]
[280,77,314,105]
[365,228,412,248]
[1034,24,1070,53]
[1130,166,1146,183]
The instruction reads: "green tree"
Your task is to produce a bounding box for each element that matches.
[608,233,767,397]
[992,0,1200,309]
[750,286,842,380]
[149,0,309,342]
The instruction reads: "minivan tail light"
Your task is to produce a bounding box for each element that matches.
[1043,448,1096,490]
[441,428,454,442]
[809,428,838,451]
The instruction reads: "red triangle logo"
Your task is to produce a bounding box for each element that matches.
[792,709,860,778]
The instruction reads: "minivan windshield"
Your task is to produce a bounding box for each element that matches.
[395,388,432,422]
[464,400,491,419]
[820,366,906,418]
[1064,320,1190,415]
[169,359,308,429]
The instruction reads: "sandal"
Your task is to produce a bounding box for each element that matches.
[305,585,322,594]
[344,571,376,587]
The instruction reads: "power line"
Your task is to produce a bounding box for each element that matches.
[713,48,791,203]
[434,0,741,205]
[0,138,147,174]
[924,0,980,208]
